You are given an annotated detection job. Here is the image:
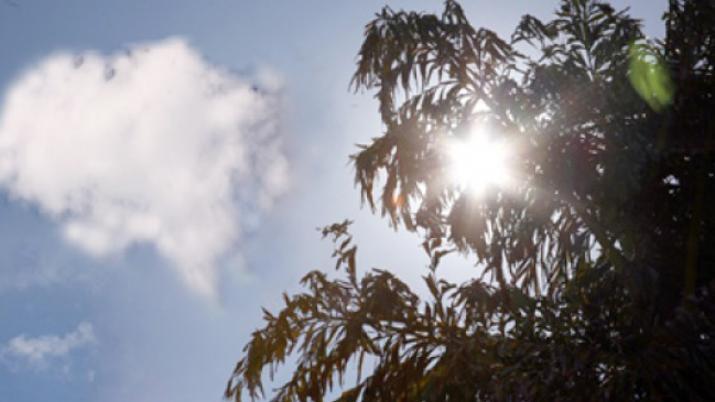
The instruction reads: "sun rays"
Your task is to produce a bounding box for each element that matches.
[445,126,512,196]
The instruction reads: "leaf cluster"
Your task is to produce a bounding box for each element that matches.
[227,222,715,401]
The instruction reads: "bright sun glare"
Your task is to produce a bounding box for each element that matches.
[446,127,511,195]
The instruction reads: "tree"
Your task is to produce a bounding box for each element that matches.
[226,1,715,400]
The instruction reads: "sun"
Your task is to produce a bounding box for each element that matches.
[446,127,511,195]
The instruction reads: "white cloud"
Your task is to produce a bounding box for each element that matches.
[0,38,287,297]
[2,322,96,370]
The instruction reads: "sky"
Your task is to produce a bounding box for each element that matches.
[0,1,666,401]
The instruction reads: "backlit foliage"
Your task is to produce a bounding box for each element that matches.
[226,1,715,400]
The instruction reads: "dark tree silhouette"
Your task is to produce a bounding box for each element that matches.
[226,1,715,400]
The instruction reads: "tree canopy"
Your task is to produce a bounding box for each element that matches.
[226,1,715,400]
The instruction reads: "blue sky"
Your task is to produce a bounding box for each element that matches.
[0,1,665,401]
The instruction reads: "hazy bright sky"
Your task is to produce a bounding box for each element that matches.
[0,1,665,401]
